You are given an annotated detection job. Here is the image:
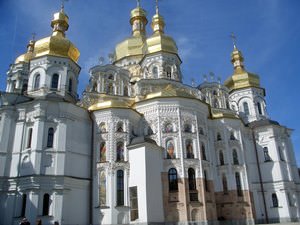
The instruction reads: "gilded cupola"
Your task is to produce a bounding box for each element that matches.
[33,6,80,63]
[146,4,178,55]
[114,2,148,62]
[14,38,36,64]
[224,44,260,91]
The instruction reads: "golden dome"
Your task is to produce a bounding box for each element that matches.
[224,46,260,91]
[33,8,80,63]
[130,7,147,25]
[146,10,178,55]
[15,40,35,64]
[114,6,148,62]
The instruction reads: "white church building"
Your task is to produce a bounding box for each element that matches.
[0,2,299,225]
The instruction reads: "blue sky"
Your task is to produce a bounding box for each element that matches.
[0,0,300,165]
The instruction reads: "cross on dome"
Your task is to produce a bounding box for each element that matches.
[155,0,162,14]
[31,32,36,41]
[136,0,141,7]
[61,0,69,12]
[230,32,237,49]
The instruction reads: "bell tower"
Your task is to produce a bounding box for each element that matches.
[225,37,268,123]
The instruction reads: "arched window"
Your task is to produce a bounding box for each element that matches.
[226,100,230,109]
[219,151,224,165]
[263,147,272,162]
[21,194,27,217]
[243,102,250,116]
[117,122,124,132]
[22,84,28,95]
[152,66,158,78]
[124,85,128,96]
[51,74,59,89]
[230,132,236,140]
[184,124,192,133]
[213,90,217,96]
[186,140,194,159]
[166,66,172,78]
[272,193,278,207]
[201,142,206,161]
[117,170,124,206]
[42,193,50,216]
[188,168,196,190]
[278,147,285,161]
[116,142,124,161]
[168,168,178,191]
[257,102,263,115]
[213,99,219,108]
[12,80,16,91]
[217,133,222,141]
[100,142,106,162]
[68,78,73,93]
[233,149,239,165]
[93,82,97,92]
[34,74,40,90]
[222,175,228,194]
[204,170,209,192]
[107,83,113,94]
[164,123,173,133]
[27,128,33,148]
[47,128,54,148]
[235,172,242,196]
[166,139,175,159]
[199,127,204,135]
[108,75,114,80]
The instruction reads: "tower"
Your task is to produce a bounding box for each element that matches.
[0,5,91,225]
[224,42,300,223]
[225,44,267,123]
[26,6,80,103]
[6,38,35,95]
[141,2,182,82]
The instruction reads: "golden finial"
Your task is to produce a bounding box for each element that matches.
[155,0,161,14]
[61,0,69,12]
[230,32,237,49]
[136,0,141,7]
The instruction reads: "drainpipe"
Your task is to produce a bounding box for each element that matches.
[252,130,269,224]
[89,112,94,225]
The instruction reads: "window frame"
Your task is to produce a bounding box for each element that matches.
[51,74,59,90]
[168,168,178,192]
[116,170,124,206]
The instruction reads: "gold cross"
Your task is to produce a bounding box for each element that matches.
[61,0,69,11]
[31,32,36,41]
[155,0,162,13]
[230,32,237,48]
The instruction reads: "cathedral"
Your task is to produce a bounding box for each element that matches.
[0,2,299,225]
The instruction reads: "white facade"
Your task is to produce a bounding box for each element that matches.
[0,4,299,225]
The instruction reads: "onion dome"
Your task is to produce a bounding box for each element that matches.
[146,5,178,55]
[14,39,36,64]
[114,3,148,62]
[224,45,260,91]
[33,7,80,63]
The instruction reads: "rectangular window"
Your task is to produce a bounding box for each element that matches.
[204,171,209,192]
[130,186,139,221]
[27,128,33,148]
[117,170,124,206]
